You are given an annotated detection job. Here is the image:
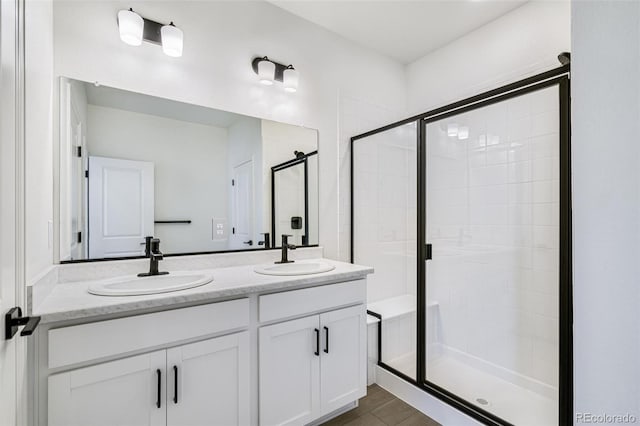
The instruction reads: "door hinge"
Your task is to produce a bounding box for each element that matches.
[85,170,89,178]
[5,307,41,340]
[425,243,432,260]
[76,146,82,157]
[77,232,82,244]
[232,179,235,186]
[232,227,235,234]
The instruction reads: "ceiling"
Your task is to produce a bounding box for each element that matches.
[85,83,249,128]
[267,0,528,64]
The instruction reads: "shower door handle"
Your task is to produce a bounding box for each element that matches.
[425,244,432,261]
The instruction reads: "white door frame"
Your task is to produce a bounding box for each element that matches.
[0,1,28,426]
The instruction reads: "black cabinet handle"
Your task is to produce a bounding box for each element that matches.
[243,240,253,246]
[173,365,178,404]
[314,328,320,356]
[156,369,161,408]
[323,326,329,354]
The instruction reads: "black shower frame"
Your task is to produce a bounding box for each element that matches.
[350,64,572,426]
[271,150,318,247]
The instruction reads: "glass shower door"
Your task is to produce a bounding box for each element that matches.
[352,122,418,378]
[424,85,561,425]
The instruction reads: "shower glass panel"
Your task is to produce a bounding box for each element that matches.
[353,122,417,378]
[424,86,560,425]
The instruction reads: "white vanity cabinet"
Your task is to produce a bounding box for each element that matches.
[43,299,250,426]
[48,332,249,426]
[49,350,167,426]
[36,272,371,426]
[258,281,367,426]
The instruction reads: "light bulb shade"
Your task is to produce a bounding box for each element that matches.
[283,67,299,93]
[258,59,275,85]
[118,9,144,46]
[161,24,183,57]
[457,126,469,140]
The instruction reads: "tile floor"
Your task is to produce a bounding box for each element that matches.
[322,385,440,426]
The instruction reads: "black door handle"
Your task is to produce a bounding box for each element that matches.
[156,369,162,408]
[314,328,320,356]
[173,365,178,404]
[243,240,253,246]
[323,326,329,353]
[5,307,40,340]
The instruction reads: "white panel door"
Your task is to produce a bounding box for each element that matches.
[89,156,154,258]
[259,315,320,426]
[230,160,254,250]
[166,332,250,426]
[48,351,166,426]
[319,305,367,415]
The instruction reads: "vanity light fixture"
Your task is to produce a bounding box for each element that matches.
[447,123,458,137]
[283,65,300,93]
[117,9,183,57]
[257,57,276,85]
[117,8,144,46]
[161,22,183,57]
[252,56,299,92]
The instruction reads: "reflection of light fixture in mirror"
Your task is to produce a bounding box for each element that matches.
[458,126,469,140]
[488,134,500,145]
[117,8,144,46]
[161,22,183,57]
[252,56,299,92]
[283,65,299,93]
[447,123,458,137]
[258,58,276,85]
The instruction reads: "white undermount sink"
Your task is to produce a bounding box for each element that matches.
[88,271,214,296]
[254,261,335,276]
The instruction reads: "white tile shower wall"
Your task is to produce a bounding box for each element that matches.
[338,93,405,263]
[353,123,417,304]
[426,86,559,390]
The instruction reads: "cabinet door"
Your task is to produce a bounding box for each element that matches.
[48,351,166,426]
[320,305,367,415]
[259,315,320,426]
[166,332,250,426]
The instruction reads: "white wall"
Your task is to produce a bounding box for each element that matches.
[25,0,54,282]
[86,105,229,254]
[572,1,640,422]
[51,0,407,264]
[406,1,571,115]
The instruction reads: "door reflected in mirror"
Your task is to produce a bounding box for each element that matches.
[58,77,319,261]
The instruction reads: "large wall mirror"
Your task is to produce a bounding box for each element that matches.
[58,77,319,262]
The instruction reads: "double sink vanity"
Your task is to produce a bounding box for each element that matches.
[28,72,371,426]
[29,247,373,426]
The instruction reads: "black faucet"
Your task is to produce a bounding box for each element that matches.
[258,232,271,249]
[275,234,296,264]
[138,237,169,277]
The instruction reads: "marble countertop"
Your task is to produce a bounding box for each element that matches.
[32,258,373,324]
